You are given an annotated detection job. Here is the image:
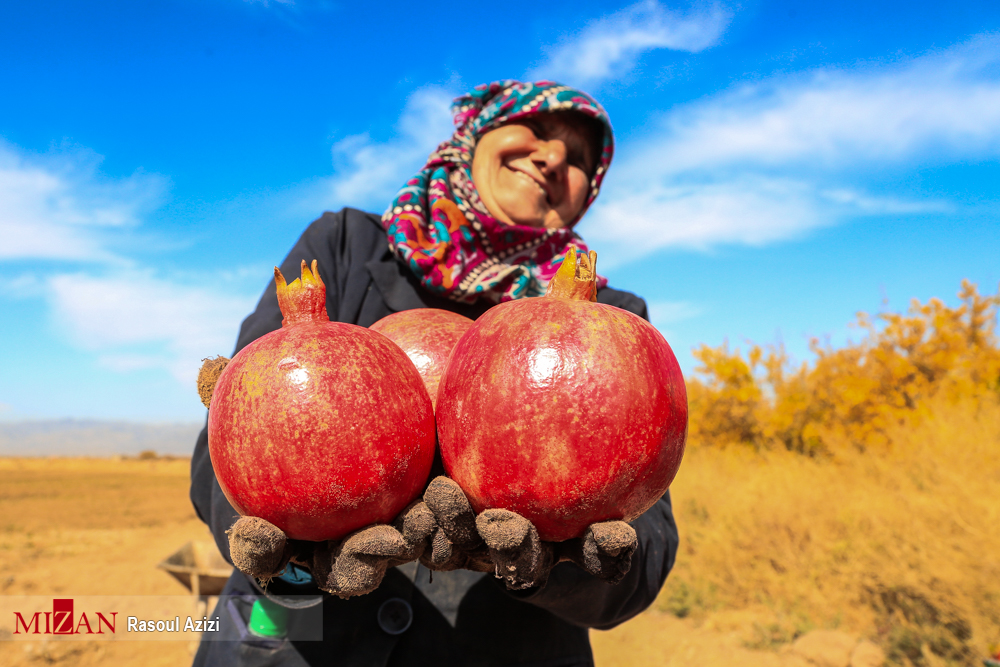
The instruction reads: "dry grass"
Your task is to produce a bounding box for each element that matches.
[620,395,1000,666]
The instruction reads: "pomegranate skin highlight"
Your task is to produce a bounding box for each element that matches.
[208,261,435,542]
[436,249,687,542]
[369,309,473,410]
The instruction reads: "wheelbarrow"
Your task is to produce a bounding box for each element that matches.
[157,540,233,598]
[156,541,233,650]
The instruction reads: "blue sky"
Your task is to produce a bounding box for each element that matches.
[1,0,999,422]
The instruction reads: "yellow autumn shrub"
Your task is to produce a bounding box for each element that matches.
[687,280,1000,456]
[646,280,1000,665]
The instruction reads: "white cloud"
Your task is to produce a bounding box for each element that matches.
[588,177,820,255]
[579,34,1000,263]
[49,271,257,384]
[648,299,702,341]
[649,300,702,325]
[531,1,732,87]
[8,272,45,297]
[321,86,456,212]
[585,177,949,262]
[0,141,166,262]
[0,138,266,391]
[646,36,1000,174]
[0,137,267,399]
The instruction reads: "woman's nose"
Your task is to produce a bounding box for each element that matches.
[532,140,568,177]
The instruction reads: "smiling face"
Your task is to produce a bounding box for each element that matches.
[471,111,602,229]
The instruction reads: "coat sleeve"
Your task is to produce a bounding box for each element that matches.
[189,213,348,562]
[507,287,681,630]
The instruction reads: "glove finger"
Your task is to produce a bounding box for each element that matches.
[476,509,531,552]
[313,533,398,600]
[571,521,637,584]
[429,527,453,566]
[311,539,384,599]
[227,515,289,580]
[590,521,637,556]
[383,501,434,566]
[342,524,407,559]
[424,476,482,550]
[394,500,436,546]
[330,551,389,599]
[418,527,464,572]
[476,509,554,591]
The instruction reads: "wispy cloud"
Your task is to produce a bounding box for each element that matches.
[0,138,260,389]
[0,141,166,262]
[580,34,1000,263]
[648,298,702,329]
[319,86,456,212]
[531,1,732,87]
[586,177,949,259]
[0,85,450,398]
[647,35,1000,173]
[49,271,257,384]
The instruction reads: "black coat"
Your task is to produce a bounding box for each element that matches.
[190,208,679,667]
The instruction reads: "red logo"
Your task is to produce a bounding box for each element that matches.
[13,599,117,635]
[53,598,73,634]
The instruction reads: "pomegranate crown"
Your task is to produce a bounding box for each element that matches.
[546,245,598,302]
[275,260,330,327]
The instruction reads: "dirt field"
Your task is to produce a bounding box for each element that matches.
[0,457,212,666]
[1,416,996,667]
[0,456,818,667]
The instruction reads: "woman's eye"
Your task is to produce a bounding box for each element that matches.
[567,149,589,171]
[525,121,546,139]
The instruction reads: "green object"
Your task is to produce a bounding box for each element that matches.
[248,597,288,638]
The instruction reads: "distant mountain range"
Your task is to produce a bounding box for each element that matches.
[0,420,205,457]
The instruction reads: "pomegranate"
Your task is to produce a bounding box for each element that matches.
[436,248,687,542]
[208,261,436,542]
[369,309,473,409]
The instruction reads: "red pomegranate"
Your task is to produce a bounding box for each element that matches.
[369,309,473,409]
[436,248,687,542]
[208,261,436,542]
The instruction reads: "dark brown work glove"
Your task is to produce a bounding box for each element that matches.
[227,500,436,599]
[423,476,638,590]
[420,477,494,573]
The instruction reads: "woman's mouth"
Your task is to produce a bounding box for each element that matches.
[509,166,550,204]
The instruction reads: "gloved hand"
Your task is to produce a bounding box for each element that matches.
[227,499,436,599]
[422,476,638,590]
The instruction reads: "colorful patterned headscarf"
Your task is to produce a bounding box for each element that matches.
[382,80,614,304]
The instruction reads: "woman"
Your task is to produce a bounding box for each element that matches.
[190,80,679,667]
